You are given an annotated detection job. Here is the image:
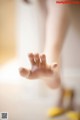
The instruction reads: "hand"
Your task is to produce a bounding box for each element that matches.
[19,53,61,89]
[19,53,60,88]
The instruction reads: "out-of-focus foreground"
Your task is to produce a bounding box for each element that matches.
[0,0,80,120]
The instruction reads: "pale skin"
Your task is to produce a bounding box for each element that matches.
[19,0,79,117]
[20,0,69,89]
[19,53,60,89]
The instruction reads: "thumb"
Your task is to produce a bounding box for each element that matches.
[51,63,58,71]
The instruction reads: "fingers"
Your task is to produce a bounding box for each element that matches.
[28,53,36,66]
[19,67,31,78]
[39,54,46,68]
[28,53,46,68]
[34,54,40,66]
[51,63,58,71]
[28,53,40,67]
[19,67,39,79]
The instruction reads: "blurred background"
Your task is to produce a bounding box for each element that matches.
[0,0,80,120]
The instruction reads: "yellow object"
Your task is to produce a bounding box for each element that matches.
[66,111,79,120]
[48,107,64,117]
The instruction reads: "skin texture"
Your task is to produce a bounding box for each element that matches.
[20,0,79,117]
[19,53,60,89]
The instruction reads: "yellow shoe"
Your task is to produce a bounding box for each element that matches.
[66,111,79,120]
[48,107,64,117]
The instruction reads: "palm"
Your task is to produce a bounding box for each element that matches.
[19,53,57,80]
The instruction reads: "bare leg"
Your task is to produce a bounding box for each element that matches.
[44,1,70,117]
[19,0,70,117]
[19,0,74,118]
[35,0,47,52]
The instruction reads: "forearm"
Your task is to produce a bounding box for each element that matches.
[44,3,69,66]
